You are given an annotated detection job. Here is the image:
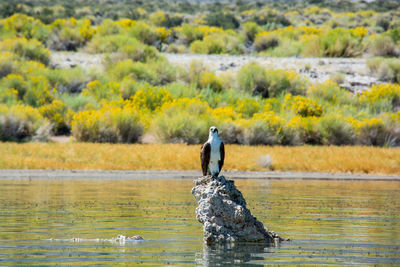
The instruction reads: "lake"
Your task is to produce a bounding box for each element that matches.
[0,178,399,265]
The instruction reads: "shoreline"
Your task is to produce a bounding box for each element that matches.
[0,169,399,181]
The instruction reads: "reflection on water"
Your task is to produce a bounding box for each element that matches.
[0,178,399,265]
[197,242,269,266]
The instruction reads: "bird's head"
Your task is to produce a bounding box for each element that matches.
[209,126,219,138]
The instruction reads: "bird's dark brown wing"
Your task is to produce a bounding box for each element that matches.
[219,142,225,173]
[200,142,211,176]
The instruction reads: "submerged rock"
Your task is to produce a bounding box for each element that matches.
[192,175,285,245]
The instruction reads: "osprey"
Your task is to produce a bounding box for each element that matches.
[200,126,225,177]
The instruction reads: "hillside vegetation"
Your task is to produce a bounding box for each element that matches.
[0,0,399,147]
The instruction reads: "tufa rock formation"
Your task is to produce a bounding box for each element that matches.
[192,175,286,245]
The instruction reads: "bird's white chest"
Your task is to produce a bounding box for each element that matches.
[209,138,221,163]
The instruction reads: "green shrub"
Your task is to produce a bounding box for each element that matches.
[46,67,90,94]
[254,32,280,52]
[205,11,240,29]
[355,117,399,146]
[96,19,124,36]
[217,120,244,144]
[317,28,365,57]
[0,37,50,65]
[318,115,355,145]
[120,76,138,100]
[259,38,303,57]
[120,42,160,62]
[0,52,18,79]
[61,93,99,112]
[265,68,308,97]
[367,57,400,83]
[190,33,243,54]
[164,82,197,99]
[129,21,159,45]
[85,34,139,53]
[166,44,187,53]
[251,8,291,28]
[368,35,399,57]
[179,24,204,44]
[241,112,284,145]
[199,72,223,92]
[152,98,212,144]
[237,63,307,98]
[0,104,49,142]
[237,62,268,96]
[82,80,120,101]
[242,21,263,42]
[108,59,157,84]
[242,119,277,145]
[147,59,179,85]
[307,80,354,105]
[71,105,144,143]
[388,26,400,44]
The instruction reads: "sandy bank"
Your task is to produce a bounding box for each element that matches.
[0,169,398,181]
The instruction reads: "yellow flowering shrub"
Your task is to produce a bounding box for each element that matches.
[15,60,47,77]
[190,33,243,54]
[0,52,18,78]
[241,111,285,145]
[71,105,144,143]
[199,72,223,92]
[129,85,172,111]
[23,75,55,107]
[361,83,400,112]
[115,19,136,29]
[3,13,49,41]
[177,24,204,44]
[234,97,261,118]
[0,88,18,105]
[287,115,322,144]
[150,11,166,26]
[82,80,121,101]
[157,27,171,43]
[283,94,323,117]
[351,27,368,38]
[352,117,389,146]
[0,74,26,100]
[39,100,70,134]
[0,37,50,65]
[211,106,238,121]
[254,32,280,52]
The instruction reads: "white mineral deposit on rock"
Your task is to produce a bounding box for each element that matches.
[192,175,286,245]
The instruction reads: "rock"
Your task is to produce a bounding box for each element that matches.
[191,175,285,245]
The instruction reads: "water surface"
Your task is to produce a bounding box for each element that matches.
[0,178,399,265]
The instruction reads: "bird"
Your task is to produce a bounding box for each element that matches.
[200,126,225,177]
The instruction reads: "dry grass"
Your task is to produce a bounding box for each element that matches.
[0,143,399,175]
